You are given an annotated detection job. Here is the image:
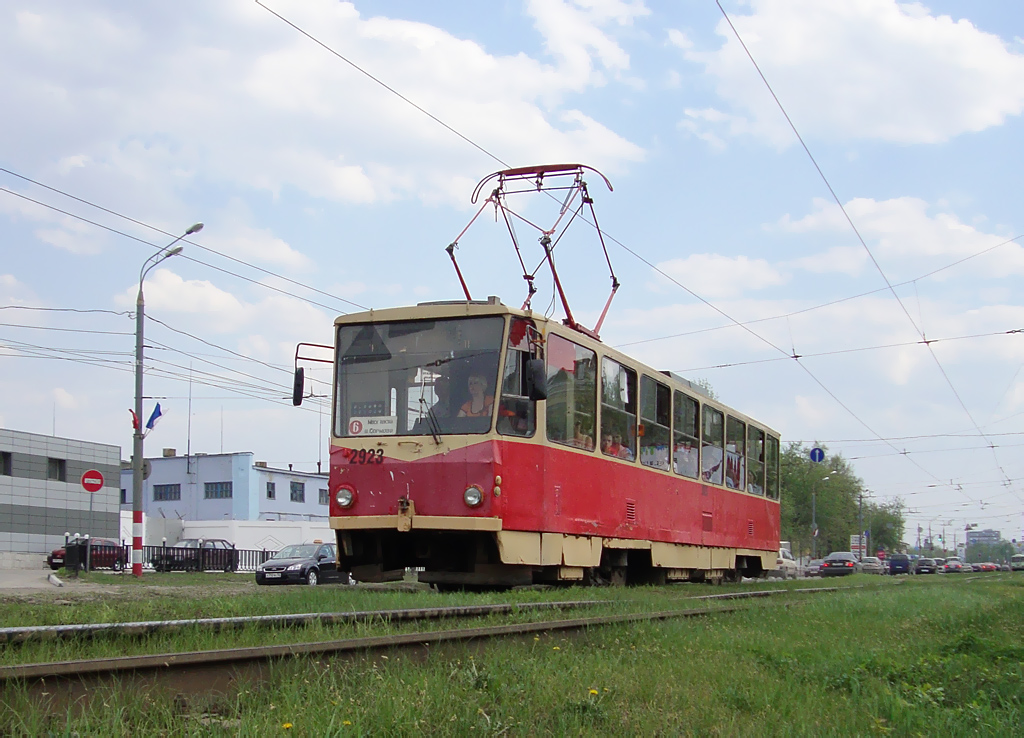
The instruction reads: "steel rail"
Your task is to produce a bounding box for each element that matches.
[0,586,833,645]
[0,605,750,682]
[0,600,602,645]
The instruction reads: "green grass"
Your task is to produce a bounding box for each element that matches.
[3,574,1021,735]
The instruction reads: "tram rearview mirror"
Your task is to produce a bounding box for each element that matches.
[292,367,305,406]
[526,358,547,401]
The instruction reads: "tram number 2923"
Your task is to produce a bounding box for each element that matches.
[345,448,384,465]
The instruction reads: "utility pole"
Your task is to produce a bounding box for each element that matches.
[811,487,817,560]
[858,491,864,560]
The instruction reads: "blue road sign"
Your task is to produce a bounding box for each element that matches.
[810,447,825,463]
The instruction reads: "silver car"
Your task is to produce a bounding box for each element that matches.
[860,556,884,574]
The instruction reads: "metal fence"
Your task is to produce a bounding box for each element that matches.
[62,541,277,574]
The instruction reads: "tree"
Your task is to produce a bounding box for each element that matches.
[780,442,904,559]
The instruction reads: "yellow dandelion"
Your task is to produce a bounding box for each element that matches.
[343,720,352,726]
[603,687,610,692]
[282,723,293,729]
[533,636,540,641]
[589,689,598,695]
[552,646,560,650]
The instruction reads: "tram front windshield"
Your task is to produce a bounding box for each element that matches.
[334,316,504,438]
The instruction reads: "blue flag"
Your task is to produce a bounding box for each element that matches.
[145,403,164,433]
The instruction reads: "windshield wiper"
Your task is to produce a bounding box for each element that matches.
[419,398,442,445]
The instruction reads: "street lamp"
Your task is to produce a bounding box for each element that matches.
[811,471,837,560]
[131,223,202,576]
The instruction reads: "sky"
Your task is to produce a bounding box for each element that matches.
[2,0,1023,546]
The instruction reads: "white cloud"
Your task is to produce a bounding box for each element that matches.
[678,0,1024,146]
[0,0,645,215]
[653,253,786,298]
[52,387,79,410]
[777,197,1024,279]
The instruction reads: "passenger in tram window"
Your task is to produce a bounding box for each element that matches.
[601,434,613,454]
[428,375,451,418]
[458,374,494,418]
[613,433,633,460]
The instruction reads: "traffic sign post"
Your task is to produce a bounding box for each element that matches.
[810,447,825,463]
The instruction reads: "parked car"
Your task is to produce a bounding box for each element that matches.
[970,562,982,572]
[151,538,238,572]
[47,538,126,571]
[979,562,998,572]
[915,558,937,574]
[888,553,913,575]
[803,559,825,577]
[933,557,946,572]
[859,556,884,575]
[771,548,800,579]
[255,542,348,586]
[943,557,965,573]
[820,552,861,577]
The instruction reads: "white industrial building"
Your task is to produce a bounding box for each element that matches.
[119,449,331,525]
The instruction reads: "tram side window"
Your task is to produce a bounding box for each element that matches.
[701,406,724,485]
[601,358,637,461]
[673,391,700,479]
[545,333,597,450]
[766,434,780,500]
[497,318,537,438]
[747,426,765,495]
[725,416,746,490]
[639,376,671,471]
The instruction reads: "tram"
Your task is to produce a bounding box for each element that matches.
[294,165,781,586]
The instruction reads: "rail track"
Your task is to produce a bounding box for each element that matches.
[0,586,839,700]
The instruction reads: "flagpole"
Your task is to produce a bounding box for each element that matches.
[132,223,201,577]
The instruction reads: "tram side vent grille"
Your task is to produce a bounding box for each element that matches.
[748,520,754,537]
[625,499,636,523]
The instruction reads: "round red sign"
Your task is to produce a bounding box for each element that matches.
[349,419,363,435]
[81,470,104,493]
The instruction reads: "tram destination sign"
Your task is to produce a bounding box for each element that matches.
[348,416,398,436]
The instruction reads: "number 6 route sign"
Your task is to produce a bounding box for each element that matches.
[81,470,104,493]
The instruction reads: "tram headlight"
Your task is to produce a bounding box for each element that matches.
[336,487,355,508]
[463,485,483,508]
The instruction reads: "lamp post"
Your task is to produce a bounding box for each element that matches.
[131,223,202,576]
[811,472,836,560]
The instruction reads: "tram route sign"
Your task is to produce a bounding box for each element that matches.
[810,447,825,463]
[349,416,398,436]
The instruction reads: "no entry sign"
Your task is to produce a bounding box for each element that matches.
[81,470,104,493]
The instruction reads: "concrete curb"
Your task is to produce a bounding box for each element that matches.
[47,573,64,588]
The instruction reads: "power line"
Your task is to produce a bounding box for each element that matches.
[0,186,352,315]
[0,167,369,312]
[715,0,1016,499]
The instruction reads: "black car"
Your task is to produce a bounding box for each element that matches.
[820,552,860,577]
[151,538,238,572]
[255,542,348,586]
[916,558,937,574]
[888,553,913,575]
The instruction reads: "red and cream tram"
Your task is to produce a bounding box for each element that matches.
[297,297,781,586]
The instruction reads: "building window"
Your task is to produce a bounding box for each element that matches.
[153,483,181,501]
[1,451,11,476]
[319,488,329,505]
[204,481,233,499]
[47,457,67,482]
[290,481,305,503]
[267,481,276,500]
[120,488,127,505]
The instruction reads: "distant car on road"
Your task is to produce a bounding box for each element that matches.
[151,538,238,572]
[255,542,348,586]
[943,557,965,573]
[804,559,824,577]
[915,558,937,574]
[47,538,125,571]
[771,548,799,579]
[820,552,861,577]
[888,553,913,575]
[859,556,884,575]
[979,562,997,572]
